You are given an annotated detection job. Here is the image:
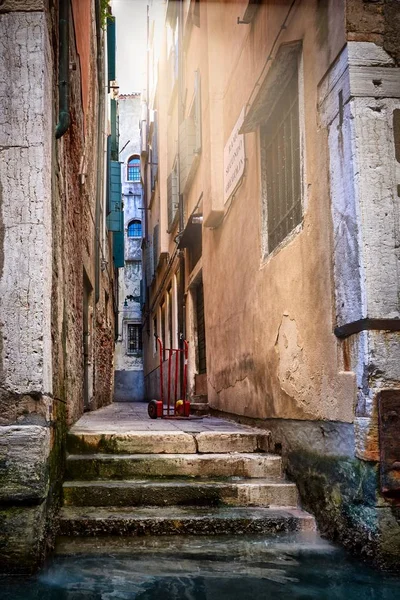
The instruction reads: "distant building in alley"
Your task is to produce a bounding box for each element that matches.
[114,93,145,401]
[141,0,400,568]
[0,0,121,572]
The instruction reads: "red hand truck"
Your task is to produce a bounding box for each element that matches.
[147,337,191,419]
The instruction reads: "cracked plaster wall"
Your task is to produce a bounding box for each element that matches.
[202,2,355,424]
[0,11,53,403]
[206,35,400,438]
[0,8,53,573]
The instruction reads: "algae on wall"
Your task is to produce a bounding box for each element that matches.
[288,450,400,570]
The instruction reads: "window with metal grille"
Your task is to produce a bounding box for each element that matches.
[127,324,142,354]
[127,219,142,237]
[261,67,301,255]
[127,156,141,182]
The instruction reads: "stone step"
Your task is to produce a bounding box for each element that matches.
[190,395,208,404]
[190,403,209,416]
[65,453,282,481]
[59,506,316,537]
[66,430,269,455]
[63,478,298,508]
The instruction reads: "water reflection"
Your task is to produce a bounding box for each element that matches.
[2,534,400,599]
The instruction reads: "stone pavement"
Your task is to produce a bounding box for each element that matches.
[71,401,259,434]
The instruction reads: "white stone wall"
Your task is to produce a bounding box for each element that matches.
[0,8,53,570]
[321,42,400,326]
[0,11,53,400]
[321,42,400,459]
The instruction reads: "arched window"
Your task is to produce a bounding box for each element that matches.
[127,219,142,238]
[127,155,140,182]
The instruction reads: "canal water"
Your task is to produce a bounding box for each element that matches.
[2,533,400,599]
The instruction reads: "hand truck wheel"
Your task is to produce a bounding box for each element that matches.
[148,399,159,419]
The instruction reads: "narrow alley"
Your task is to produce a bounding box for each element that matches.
[1,0,400,597]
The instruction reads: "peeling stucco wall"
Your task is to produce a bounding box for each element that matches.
[0,7,53,573]
[0,10,53,417]
[143,0,400,568]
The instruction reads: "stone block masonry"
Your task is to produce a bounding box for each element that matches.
[0,7,53,573]
[0,426,50,502]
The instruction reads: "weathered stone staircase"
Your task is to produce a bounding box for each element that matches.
[59,427,315,537]
[189,394,210,416]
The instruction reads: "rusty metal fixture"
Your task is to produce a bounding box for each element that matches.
[378,389,400,499]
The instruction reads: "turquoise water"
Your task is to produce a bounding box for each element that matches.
[2,534,400,599]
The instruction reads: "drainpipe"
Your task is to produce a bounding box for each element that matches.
[55,0,70,139]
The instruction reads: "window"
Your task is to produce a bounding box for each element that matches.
[127,155,140,182]
[127,219,142,238]
[127,324,142,354]
[261,65,301,254]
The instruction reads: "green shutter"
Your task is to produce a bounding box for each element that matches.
[110,99,118,160]
[113,216,124,268]
[107,17,116,83]
[106,135,111,215]
[106,161,122,232]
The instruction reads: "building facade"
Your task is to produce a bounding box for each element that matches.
[114,94,145,401]
[0,0,119,572]
[141,0,400,567]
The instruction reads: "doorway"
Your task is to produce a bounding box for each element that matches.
[83,271,93,411]
[195,279,207,376]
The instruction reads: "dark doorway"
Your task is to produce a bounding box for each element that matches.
[83,271,93,411]
[196,280,207,375]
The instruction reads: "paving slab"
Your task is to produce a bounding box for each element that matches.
[70,402,263,436]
